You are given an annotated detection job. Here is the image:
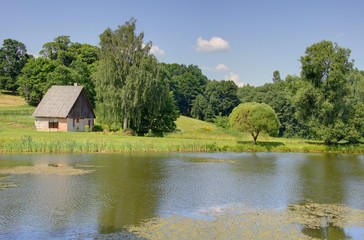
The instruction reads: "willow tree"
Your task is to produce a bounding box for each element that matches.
[230,102,280,144]
[93,19,174,133]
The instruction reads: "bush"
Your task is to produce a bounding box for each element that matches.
[214,115,230,129]
[122,128,135,136]
[92,124,103,132]
[144,129,155,137]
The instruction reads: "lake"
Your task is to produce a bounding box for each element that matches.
[0,152,364,239]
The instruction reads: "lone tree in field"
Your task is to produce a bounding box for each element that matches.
[229,102,280,144]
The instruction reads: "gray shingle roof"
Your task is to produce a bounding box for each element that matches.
[32,86,84,118]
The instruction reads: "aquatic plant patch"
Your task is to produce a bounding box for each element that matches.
[129,202,364,240]
[0,164,94,176]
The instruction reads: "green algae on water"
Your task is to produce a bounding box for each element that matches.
[129,202,364,240]
[0,164,95,176]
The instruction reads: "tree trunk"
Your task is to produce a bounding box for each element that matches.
[123,115,128,130]
[251,132,259,145]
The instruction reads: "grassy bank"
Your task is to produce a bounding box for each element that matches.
[1,92,364,154]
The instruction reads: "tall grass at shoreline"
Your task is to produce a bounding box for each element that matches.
[2,133,364,154]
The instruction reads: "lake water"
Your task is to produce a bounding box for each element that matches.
[0,152,363,239]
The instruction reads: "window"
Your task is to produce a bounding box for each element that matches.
[49,121,59,129]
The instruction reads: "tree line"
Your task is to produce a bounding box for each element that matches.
[1,19,364,143]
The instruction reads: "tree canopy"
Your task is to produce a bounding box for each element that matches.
[295,40,359,144]
[191,80,240,121]
[0,39,30,91]
[161,63,208,116]
[229,102,280,144]
[17,36,99,106]
[93,18,178,135]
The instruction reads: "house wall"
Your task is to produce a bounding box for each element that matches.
[58,118,67,131]
[67,118,94,132]
[34,117,94,132]
[34,117,66,132]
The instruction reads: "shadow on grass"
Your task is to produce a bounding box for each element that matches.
[237,141,285,147]
[304,141,364,146]
[0,90,18,96]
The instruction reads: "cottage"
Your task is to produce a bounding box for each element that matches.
[32,85,95,132]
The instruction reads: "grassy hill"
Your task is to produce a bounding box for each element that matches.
[1,92,363,153]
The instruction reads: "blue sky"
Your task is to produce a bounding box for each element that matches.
[1,0,363,86]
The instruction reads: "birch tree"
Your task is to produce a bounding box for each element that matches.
[93,18,175,133]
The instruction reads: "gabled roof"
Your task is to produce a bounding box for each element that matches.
[32,85,90,118]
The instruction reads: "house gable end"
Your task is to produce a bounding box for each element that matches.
[67,90,95,119]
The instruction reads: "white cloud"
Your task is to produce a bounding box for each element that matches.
[201,64,229,72]
[195,36,230,52]
[225,72,244,87]
[150,45,166,56]
[216,63,229,72]
[201,66,214,71]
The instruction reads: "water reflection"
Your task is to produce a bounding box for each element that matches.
[93,154,165,233]
[302,224,349,240]
[0,152,363,239]
[294,154,364,239]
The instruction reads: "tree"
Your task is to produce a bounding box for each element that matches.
[162,63,208,116]
[229,102,280,144]
[18,36,99,106]
[237,77,305,138]
[191,80,240,121]
[40,35,75,66]
[191,94,210,120]
[0,39,29,91]
[296,40,357,144]
[18,58,57,106]
[93,18,177,134]
[272,70,281,83]
[204,80,240,117]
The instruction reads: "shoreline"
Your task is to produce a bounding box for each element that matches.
[1,136,363,154]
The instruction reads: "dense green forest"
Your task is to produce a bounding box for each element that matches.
[1,19,364,143]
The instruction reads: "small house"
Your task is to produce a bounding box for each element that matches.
[32,85,95,132]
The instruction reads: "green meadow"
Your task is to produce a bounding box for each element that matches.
[1,92,363,154]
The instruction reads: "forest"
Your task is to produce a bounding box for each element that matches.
[1,19,364,145]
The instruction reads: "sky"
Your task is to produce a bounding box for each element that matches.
[1,0,364,86]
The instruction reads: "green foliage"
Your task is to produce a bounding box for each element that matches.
[161,63,208,116]
[296,40,360,144]
[0,39,30,91]
[191,94,211,120]
[238,78,305,138]
[191,80,240,121]
[301,41,353,88]
[214,115,230,129]
[17,58,57,106]
[93,18,178,135]
[272,70,281,83]
[17,36,99,106]
[230,102,280,144]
